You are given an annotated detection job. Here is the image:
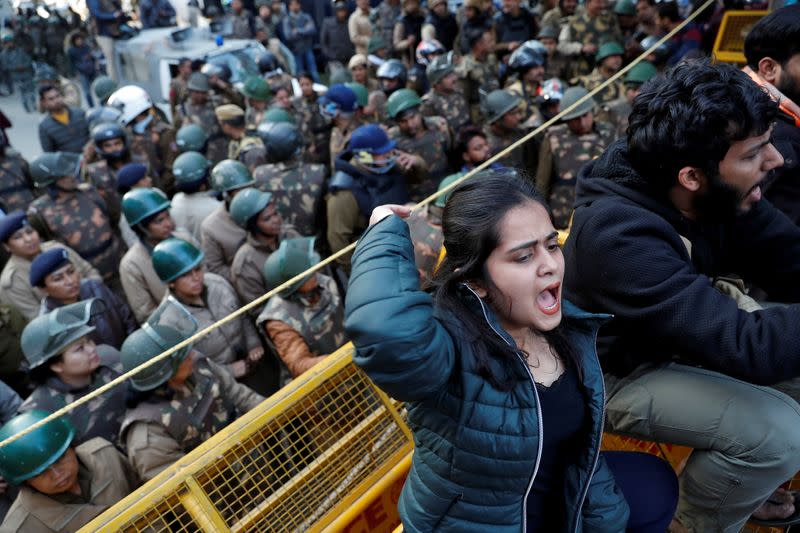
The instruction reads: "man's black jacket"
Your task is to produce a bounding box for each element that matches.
[563,139,800,384]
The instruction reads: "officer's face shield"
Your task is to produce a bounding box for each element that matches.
[354,149,397,174]
[144,295,199,371]
[23,299,103,370]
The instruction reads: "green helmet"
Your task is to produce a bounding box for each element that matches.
[152,238,205,282]
[481,90,522,124]
[344,82,369,108]
[614,0,636,15]
[176,124,208,153]
[122,187,171,227]
[434,172,464,208]
[173,151,210,187]
[386,88,422,119]
[559,87,596,121]
[426,54,455,86]
[187,72,211,92]
[21,299,101,370]
[262,237,320,297]
[257,122,304,162]
[90,76,118,104]
[210,159,256,193]
[624,61,658,86]
[0,410,75,486]
[29,152,81,188]
[262,107,296,125]
[242,76,271,101]
[229,188,273,229]
[595,42,624,63]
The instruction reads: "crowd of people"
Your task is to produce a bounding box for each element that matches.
[0,0,798,531]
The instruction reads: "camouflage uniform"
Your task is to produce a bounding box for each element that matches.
[454,53,500,123]
[483,124,539,174]
[535,122,614,228]
[257,273,345,378]
[175,99,228,165]
[244,106,265,131]
[227,133,264,165]
[18,351,126,447]
[574,68,624,104]
[367,90,390,125]
[420,90,470,134]
[214,84,246,109]
[27,186,126,288]
[121,357,264,482]
[0,305,30,398]
[253,161,327,237]
[200,204,247,280]
[84,159,123,227]
[169,76,189,118]
[506,80,546,130]
[388,116,452,201]
[558,11,623,76]
[293,95,331,166]
[0,241,101,320]
[126,116,179,196]
[597,97,631,140]
[231,227,301,318]
[0,150,35,212]
[545,50,575,82]
[374,1,401,55]
[405,204,444,283]
[0,438,138,533]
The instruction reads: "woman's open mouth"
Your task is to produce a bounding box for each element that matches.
[536,282,561,316]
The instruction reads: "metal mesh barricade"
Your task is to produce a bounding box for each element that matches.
[712,10,767,64]
[80,344,414,533]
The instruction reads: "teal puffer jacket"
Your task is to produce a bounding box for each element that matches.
[345,216,630,532]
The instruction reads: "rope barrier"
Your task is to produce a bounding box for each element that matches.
[0,0,718,450]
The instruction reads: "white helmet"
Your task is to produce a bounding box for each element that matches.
[107,85,153,126]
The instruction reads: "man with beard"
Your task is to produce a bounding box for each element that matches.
[743,6,800,226]
[562,62,800,531]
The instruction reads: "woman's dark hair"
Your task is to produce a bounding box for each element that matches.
[29,354,63,385]
[656,1,680,22]
[431,170,579,391]
[627,60,778,192]
[131,208,168,240]
[744,5,800,70]
[297,71,313,83]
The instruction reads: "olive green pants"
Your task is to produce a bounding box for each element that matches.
[605,363,800,533]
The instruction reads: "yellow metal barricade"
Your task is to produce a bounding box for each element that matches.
[712,10,767,64]
[80,344,413,533]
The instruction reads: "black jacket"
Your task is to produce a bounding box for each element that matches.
[563,139,800,384]
[763,109,800,224]
[38,107,89,154]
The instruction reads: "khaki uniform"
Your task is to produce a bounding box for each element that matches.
[388,116,452,201]
[0,438,138,533]
[119,229,197,324]
[454,53,500,123]
[253,160,327,237]
[326,190,366,273]
[506,80,546,130]
[420,89,470,134]
[84,159,123,227]
[166,273,261,368]
[27,188,125,289]
[0,150,35,212]
[347,9,372,56]
[170,192,221,244]
[329,121,359,171]
[257,274,345,378]
[405,205,444,283]
[175,99,227,165]
[483,124,539,174]
[0,241,100,320]
[231,227,301,318]
[200,204,246,280]
[535,122,614,228]
[574,68,624,104]
[122,357,264,482]
[126,116,178,196]
[558,11,623,76]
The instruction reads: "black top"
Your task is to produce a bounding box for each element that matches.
[526,361,587,530]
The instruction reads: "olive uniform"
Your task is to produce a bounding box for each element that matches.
[169,76,189,118]
[558,11,623,76]
[121,357,264,482]
[506,80,546,130]
[483,124,538,173]
[175,100,228,165]
[293,95,331,166]
[200,204,247,280]
[574,68,624,104]
[597,97,631,140]
[84,159,123,227]
[420,90,470,134]
[454,53,500,123]
[0,151,35,212]
[535,122,614,228]
[125,116,178,196]
[253,160,328,237]
[387,116,452,201]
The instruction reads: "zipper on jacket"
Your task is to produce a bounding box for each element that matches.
[462,285,542,533]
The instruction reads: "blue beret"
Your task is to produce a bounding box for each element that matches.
[116,163,148,191]
[323,85,359,113]
[0,211,29,243]
[30,248,71,287]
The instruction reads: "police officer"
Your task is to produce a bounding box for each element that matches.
[17,300,127,446]
[322,84,362,171]
[174,73,228,165]
[482,89,538,172]
[421,54,470,135]
[0,411,137,532]
[120,317,264,482]
[89,76,118,107]
[574,41,626,104]
[151,238,266,385]
[535,86,614,228]
[175,124,209,155]
[373,59,408,122]
[27,152,126,293]
[297,74,331,166]
[328,124,416,273]
[598,60,657,138]
[506,40,548,129]
[0,212,101,320]
[0,130,35,213]
[0,31,36,113]
[84,121,131,227]
[119,188,197,324]
[455,26,500,123]
[200,160,255,279]
[170,151,221,243]
[253,122,327,237]
[386,88,450,201]
[558,0,623,76]
[257,237,345,380]
[169,57,192,119]
[107,85,179,196]
[229,188,301,318]
[242,75,271,131]
[201,61,245,108]
[215,104,265,169]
